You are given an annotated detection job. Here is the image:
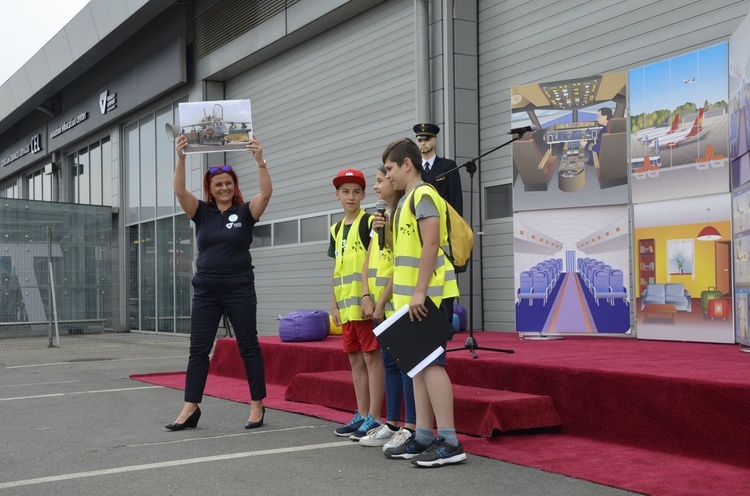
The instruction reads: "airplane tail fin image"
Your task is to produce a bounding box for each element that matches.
[666,113,680,134]
[685,108,704,139]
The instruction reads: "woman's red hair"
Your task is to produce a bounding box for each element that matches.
[203,166,245,205]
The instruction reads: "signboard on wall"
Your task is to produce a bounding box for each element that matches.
[629,43,730,204]
[633,194,733,344]
[0,131,46,180]
[628,42,733,344]
[513,204,631,335]
[511,71,632,337]
[729,11,750,348]
[510,72,628,212]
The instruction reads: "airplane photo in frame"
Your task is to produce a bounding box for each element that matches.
[178,99,253,154]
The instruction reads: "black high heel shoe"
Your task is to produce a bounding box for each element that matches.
[245,406,265,429]
[165,407,201,431]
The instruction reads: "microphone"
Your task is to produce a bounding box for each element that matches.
[508,125,536,136]
[375,199,387,251]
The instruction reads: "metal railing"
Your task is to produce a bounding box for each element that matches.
[0,198,193,348]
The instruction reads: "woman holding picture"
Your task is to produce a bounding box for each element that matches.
[166,133,272,431]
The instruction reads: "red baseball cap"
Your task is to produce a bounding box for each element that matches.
[333,168,366,189]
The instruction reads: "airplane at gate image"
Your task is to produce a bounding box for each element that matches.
[649,108,704,150]
[635,113,680,144]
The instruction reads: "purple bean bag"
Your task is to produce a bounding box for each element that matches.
[279,310,330,342]
[453,303,467,332]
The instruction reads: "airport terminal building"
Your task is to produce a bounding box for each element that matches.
[1,0,748,337]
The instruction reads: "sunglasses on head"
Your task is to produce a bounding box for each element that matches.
[209,165,233,175]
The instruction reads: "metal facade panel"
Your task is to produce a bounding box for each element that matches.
[194,0,286,59]
[59,7,100,61]
[253,243,335,333]
[223,0,415,330]
[477,0,750,331]
[286,0,352,32]
[90,0,133,38]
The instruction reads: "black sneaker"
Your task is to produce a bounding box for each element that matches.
[410,436,467,467]
[383,437,429,460]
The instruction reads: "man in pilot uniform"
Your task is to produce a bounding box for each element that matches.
[413,123,463,217]
[581,107,612,166]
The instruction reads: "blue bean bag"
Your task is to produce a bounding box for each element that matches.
[279,310,330,342]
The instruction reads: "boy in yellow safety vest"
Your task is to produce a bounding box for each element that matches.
[378,138,466,467]
[329,168,385,440]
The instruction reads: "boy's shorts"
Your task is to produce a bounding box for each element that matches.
[412,347,447,376]
[342,319,378,353]
[427,349,447,367]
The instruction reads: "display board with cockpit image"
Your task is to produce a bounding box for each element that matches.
[511,72,629,212]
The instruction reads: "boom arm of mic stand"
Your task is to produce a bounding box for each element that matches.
[436,134,525,180]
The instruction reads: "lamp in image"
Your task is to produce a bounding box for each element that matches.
[697,208,722,241]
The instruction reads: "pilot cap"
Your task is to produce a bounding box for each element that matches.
[413,123,440,138]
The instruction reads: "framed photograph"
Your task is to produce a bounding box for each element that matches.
[178,99,252,154]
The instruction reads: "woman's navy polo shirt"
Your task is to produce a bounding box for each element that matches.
[192,201,257,275]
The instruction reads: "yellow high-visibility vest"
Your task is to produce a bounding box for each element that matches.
[331,210,372,323]
[368,212,395,318]
[392,184,459,309]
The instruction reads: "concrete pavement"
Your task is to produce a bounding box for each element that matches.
[0,338,640,495]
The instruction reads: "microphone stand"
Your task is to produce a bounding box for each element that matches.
[222,312,233,337]
[439,132,529,358]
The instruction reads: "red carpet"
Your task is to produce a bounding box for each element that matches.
[131,332,750,495]
[284,369,562,437]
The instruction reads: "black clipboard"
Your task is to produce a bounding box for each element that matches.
[372,297,454,377]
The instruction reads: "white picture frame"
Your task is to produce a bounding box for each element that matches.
[178,99,252,154]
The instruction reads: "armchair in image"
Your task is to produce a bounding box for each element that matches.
[513,134,558,191]
[517,271,533,305]
[608,269,628,306]
[585,261,604,291]
[593,117,628,189]
[640,283,692,312]
[540,264,556,288]
[592,270,612,306]
[517,271,550,306]
[529,271,550,306]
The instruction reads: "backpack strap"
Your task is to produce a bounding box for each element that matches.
[410,184,454,235]
[408,183,434,217]
[408,184,452,261]
[335,219,346,238]
[408,184,429,248]
[335,213,372,250]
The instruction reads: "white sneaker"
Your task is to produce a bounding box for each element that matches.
[359,423,397,447]
[382,427,412,451]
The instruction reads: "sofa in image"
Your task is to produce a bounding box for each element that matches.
[640,283,692,312]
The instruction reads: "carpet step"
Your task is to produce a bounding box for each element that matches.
[284,370,561,437]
